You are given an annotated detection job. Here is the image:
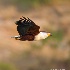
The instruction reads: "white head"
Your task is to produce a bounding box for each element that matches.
[34,32,51,40]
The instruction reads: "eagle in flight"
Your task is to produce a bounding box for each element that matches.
[11,16,52,41]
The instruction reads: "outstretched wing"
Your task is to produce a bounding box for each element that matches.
[15,17,40,36]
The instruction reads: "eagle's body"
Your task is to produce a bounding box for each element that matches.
[11,17,51,41]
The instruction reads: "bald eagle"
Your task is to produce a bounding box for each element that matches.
[11,16,52,41]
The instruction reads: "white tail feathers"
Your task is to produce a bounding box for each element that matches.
[11,36,20,38]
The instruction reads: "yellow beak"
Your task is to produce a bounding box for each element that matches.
[47,33,52,37]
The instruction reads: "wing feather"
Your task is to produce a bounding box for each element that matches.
[16,17,40,36]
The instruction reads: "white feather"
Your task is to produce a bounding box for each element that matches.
[11,36,20,38]
[34,32,48,40]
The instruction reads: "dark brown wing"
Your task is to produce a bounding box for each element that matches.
[15,17,40,36]
[27,24,40,36]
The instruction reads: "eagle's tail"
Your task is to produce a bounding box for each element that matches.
[11,36,20,40]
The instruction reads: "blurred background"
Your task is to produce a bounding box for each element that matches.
[0,0,70,70]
